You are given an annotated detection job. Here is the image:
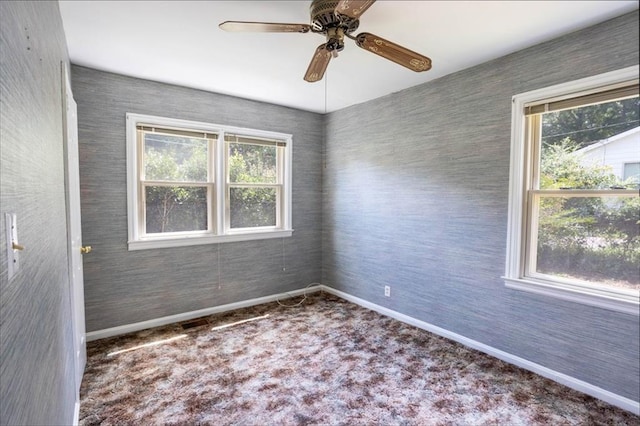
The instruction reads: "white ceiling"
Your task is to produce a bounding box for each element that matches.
[59,1,638,113]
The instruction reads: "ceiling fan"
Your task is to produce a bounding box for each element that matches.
[219,0,432,82]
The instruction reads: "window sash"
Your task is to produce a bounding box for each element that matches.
[224,135,285,231]
[137,125,217,140]
[140,182,215,236]
[138,126,216,236]
[225,140,284,185]
[529,189,637,197]
[524,191,638,289]
[522,94,639,294]
[138,128,214,184]
[224,133,287,147]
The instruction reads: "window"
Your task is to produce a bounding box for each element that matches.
[505,66,639,315]
[126,114,292,250]
[225,134,285,230]
[623,162,640,188]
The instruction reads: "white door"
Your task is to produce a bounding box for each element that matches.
[62,62,87,395]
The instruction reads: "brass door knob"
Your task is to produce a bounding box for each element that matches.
[80,246,92,254]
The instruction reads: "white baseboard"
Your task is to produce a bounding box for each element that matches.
[73,400,80,425]
[85,285,322,341]
[320,285,640,415]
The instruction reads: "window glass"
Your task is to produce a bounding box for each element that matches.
[535,195,639,289]
[228,142,279,184]
[229,187,277,228]
[144,133,208,182]
[540,98,638,190]
[145,186,208,233]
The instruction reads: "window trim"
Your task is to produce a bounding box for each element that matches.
[504,65,639,315]
[126,113,293,250]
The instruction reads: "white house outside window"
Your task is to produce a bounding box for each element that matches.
[126,113,293,250]
[505,66,639,315]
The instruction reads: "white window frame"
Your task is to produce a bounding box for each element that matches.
[504,65,639,315]
[126,113,293,250]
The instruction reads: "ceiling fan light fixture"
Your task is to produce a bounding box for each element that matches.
[325,27,345,52]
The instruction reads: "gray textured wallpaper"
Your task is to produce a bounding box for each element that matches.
[1,3,637,422]
[0,2,76,425]
[322,11,639,401]
[71,66,323,332]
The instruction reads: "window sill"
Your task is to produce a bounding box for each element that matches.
[504,277,639,316]
[128,229,294,251]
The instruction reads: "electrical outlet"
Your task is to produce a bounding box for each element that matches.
[384,285,390,297]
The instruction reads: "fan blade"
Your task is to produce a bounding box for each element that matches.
[355,32,432,72]
[304,44,332,82]
[219,21,311,33]
[335,0,376,19]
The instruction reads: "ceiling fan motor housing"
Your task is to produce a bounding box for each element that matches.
[310,0,359,34]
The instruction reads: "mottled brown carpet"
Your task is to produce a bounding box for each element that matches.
[79,292,639,425]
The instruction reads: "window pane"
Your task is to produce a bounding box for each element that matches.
[539,97,639,190]
[145,186,208,233]
[144,132,208,182]
[229,187,276,228]
[228,143,278,184]
[535,196,640,290]
[624,162,640,188]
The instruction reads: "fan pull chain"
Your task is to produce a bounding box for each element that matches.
[323,72,328,169]
[324,71,328,114]
[217,244,222,290]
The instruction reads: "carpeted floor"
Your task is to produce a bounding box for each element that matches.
[79,292,639,425]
